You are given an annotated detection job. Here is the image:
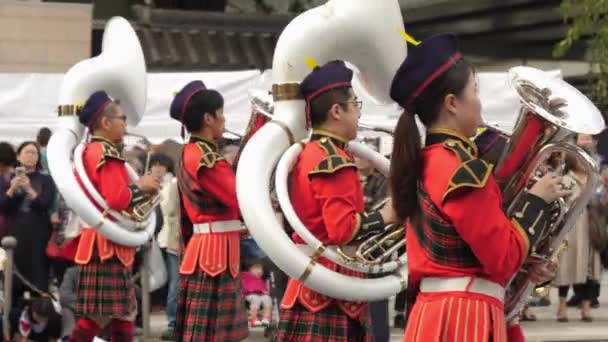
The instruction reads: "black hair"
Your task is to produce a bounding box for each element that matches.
[16,141,42,171]
[309,87,352,127]
[390,58,474,221]
[36,127,52,147]
[246,258,265,271]
[182,89,224,133]
[29,297,54,319]
[0,142,16,168]
[149,152,174,174]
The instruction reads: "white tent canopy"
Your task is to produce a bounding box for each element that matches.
[0,69,560,145]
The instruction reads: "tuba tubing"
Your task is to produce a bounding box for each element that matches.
[346,141,389,175]
[238,119,406,301]
[275,142,406,274]
[48,130,155,246]
[236,0,407,301]
[47,17,154,247]
[72,142,151,230]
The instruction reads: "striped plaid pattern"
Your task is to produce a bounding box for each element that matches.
[178,137,229,215]
[175,270,248,342]
[274,302,372,342]
[411,184,481,269]
[75,257,135,318]
[176,154,229,216]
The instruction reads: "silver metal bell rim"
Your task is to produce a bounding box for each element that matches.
[508,66,605,135]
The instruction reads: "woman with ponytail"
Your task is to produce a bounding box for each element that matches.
[389,33,567,342]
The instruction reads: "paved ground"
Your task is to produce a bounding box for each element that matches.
[133,274,608,342]
[517,279,608,342]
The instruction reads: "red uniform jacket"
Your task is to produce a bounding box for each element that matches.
[72,137,143,268]
[281,130,385,320]
[407,128,548,298]
[402,129,550,342]
[178,136,241,278]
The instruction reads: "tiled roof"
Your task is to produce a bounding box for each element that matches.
[92,1,581,71]
[93,7,288,70]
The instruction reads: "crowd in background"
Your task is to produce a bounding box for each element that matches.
[0,127,607,341]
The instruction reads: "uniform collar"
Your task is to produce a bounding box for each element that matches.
[91,136,124,159]
[190,135,218,152]
[311,129,349,150]
[425,128,478,157]
[91,136,120,148]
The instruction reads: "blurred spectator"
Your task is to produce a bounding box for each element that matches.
[48,194,71,287]
[59,264,78,339]
[0,141,56,305]
[35,127,52,174]
[555,143,602,322]
[126,155,144,176]
[11,297,62,342]
[242,259,272,327]
[356,151,390,342]
[155,139,182,168]
[152,153,180,340]
[565,134,605,308]
[220,143,266,260]
[356,157,387,211]
[0,142,16,181]
[221,143,239,168]
[0,142,16,240]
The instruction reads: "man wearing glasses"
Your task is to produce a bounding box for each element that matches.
[67,91,160,342]
[275,60,397,341]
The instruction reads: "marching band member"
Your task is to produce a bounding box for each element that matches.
[388,33,564,342]
[68,91,160,342]
[274,60,397,341]
[170,81,248,342]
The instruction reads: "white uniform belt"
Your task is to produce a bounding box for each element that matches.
[420,277,505,303]
[193,220,243,234]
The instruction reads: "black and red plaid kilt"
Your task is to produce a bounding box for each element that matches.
[274,302,372,342]
[175,269,248,342]
[75,257,136,318]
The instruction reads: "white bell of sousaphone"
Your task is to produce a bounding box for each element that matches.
[47,17,155,247]
[236,0,407,301]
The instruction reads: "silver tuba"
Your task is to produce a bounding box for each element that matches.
[486,66,605,321]
[236,0,408,301]
[47,17,156,247]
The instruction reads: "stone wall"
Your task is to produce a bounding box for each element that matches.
[0,1,93,72]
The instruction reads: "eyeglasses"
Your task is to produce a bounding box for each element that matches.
[105,115,127,122]
[341,100,363,110]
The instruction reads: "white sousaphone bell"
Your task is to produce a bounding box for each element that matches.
[236,0,408,301]
[47,17,156,247]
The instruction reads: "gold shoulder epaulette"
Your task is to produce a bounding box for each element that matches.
[441,139,475,163]
[309,137,356,176]
[97,141,124,169]
[442,158,493,203]
[196,141,224,170]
